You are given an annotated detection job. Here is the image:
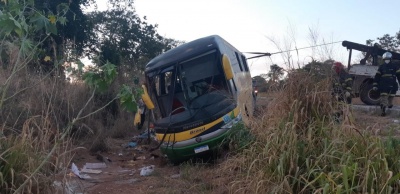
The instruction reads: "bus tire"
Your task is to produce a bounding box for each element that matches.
[359,82,380,105]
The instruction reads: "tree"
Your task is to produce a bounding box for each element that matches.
[397,31,400,47]
[377,34,399,51]
[301,59,333,81]
[366,31,400,52]
[267,64,284,83]
[87,2,182,72]
[252,76,268,92]
[29,0,94,75]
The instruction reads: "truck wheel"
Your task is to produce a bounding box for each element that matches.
[359,83,380,105]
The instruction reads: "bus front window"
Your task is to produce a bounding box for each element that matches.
[148,50,235,127]
[180,50,228,103]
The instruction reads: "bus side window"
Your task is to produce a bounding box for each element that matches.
[235,52,243,71]
[241,55,249,72]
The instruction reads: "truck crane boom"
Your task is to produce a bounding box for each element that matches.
[342,40,400,66]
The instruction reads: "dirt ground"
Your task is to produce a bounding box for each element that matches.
[55,95,400,194]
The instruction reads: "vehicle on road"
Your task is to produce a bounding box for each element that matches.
[141,35,255,163]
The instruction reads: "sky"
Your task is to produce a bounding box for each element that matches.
[96,0,400,76]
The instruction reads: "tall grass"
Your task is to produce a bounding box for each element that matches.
[221,71,400,193]
[0,115,73,193]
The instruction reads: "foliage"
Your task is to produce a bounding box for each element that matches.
[267,64,284,82]
[0,0,93,75]
[224,122,254,153]
[0,0,69,110]
[252,75,268,92]
[87,2,182,71]
[33,0,94,59]
[118,84,143,113]
[83,61,117,92]
[366,30,400,52]
[83,61,143,114]
[222,71,400,193]
[300,59,334,81]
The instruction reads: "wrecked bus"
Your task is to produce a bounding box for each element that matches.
[142,35,255,163]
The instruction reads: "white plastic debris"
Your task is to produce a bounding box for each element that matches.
[83,162,107,169]
[81,168,102,174]
[70,163,91,179]
[71,163,80,177]
[140,165,155,176]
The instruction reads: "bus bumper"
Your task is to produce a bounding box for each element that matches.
[160,116,241,163]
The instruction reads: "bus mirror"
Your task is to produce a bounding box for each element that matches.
[222,54,234,80]
[141,85,155,110]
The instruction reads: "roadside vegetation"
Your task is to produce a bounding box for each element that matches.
[222,71,400,193]
[1,0,400,193]
[0,0,175,193]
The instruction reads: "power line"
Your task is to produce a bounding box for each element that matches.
[245,40,343,59]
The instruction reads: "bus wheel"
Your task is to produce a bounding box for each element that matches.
[359,82,380,105]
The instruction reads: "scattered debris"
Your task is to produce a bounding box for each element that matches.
[170,174,181,179]
[96,153,112,163]
[132,131,156,142]
[134,146,144,153]
[70,163,91,179]
[140,165,155,176]
[127,142,138,148]
[81,168,102,174]
[84,162,107,169]
[136,156,146,160]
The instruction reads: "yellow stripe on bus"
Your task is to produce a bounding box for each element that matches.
[156,107,239,142]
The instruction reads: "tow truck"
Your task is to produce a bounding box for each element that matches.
[342,40,400,105]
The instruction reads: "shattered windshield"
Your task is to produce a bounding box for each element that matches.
[148,50,234,126]
[179,50,226,103]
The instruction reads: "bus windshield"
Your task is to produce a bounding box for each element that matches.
[148,50,234,126]
[179,50,226,102]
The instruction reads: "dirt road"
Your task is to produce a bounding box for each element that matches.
[56,96,400,194]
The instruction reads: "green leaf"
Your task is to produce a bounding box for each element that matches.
[29,13,48,31]
[58,16,67,25]
[118,85,138,113]
[46,23,57,35]
[121,99,137,113]
[0,15,18,35]
[57,3,70,15]
[20,39,34,57]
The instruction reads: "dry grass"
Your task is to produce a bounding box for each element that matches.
[0,65,136,193]
[214,71,400,193]
[3,50,400,193]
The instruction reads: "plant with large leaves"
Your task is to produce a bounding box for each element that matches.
[0,0,69,110]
